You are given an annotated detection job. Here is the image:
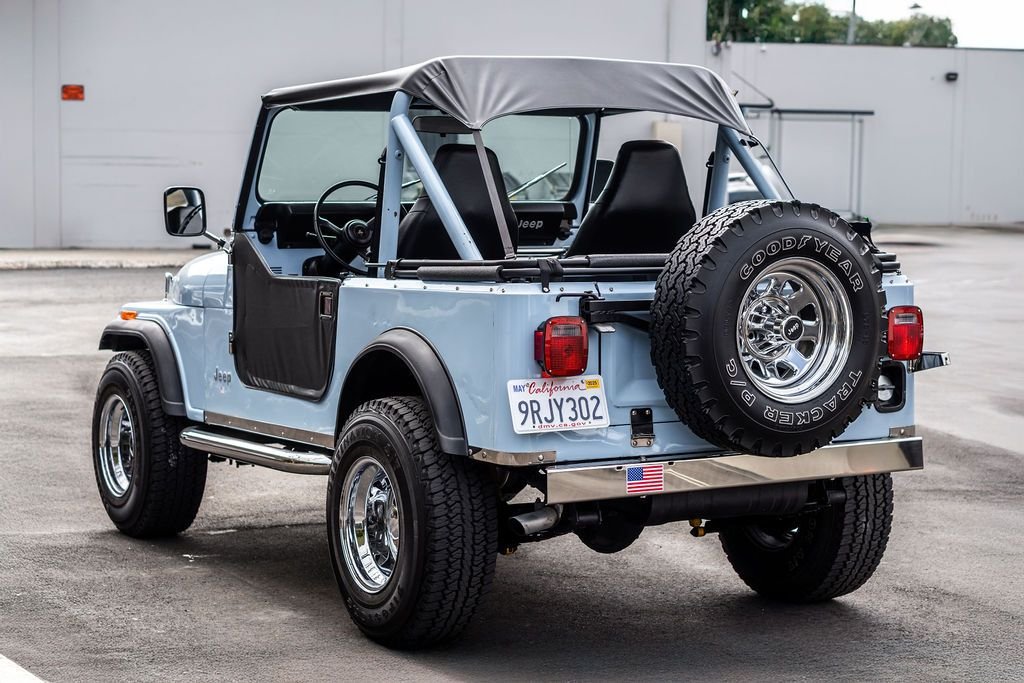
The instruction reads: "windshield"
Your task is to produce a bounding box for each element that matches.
[257,108,581,202]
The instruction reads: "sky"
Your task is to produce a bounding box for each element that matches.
[821,0,1024,49]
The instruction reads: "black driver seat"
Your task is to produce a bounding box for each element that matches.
[397,144,518,260]
[566,140,696,256]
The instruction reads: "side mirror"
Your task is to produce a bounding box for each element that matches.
[164,187,207,237]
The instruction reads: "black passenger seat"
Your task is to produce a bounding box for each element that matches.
[566,140,696,256]
[397,144,518,260]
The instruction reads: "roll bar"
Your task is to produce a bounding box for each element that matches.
[379,92,482,267]
[377,92,790,274]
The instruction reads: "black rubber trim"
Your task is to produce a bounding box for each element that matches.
[579,297,652,332]
[417,265,505,282]
[233,106,270,231]
[875,360,907,414]
[584,253,667,268]
[391,253,667,271]
[338,328,468,456]
[98,319,186,416]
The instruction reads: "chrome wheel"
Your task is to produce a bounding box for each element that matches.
[97,393,136,497]
[736,257,853,404]
[338,455,401,594]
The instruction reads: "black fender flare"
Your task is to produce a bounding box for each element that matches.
[338,328,468,456]
[99,318,186,416]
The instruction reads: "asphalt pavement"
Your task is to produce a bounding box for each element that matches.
[0,227,1022,681]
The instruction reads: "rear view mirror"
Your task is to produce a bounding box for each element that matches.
[164,187,207,237]
[412,115,475,135]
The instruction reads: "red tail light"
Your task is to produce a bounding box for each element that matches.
[534,316,589,377]
[887,305,923,361]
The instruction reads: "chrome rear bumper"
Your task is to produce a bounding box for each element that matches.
[544,436,923,504]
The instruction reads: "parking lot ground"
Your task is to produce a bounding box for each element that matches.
[0,226,1022,681]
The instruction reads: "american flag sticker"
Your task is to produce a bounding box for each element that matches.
[626,464,664,494]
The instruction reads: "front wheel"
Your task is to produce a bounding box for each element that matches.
[719,473,894,601]
[327,396,498,648]
[91,350,207,537]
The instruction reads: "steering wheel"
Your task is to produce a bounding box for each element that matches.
[313,180,382,275]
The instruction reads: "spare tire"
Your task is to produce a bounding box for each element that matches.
[651,201,885,457]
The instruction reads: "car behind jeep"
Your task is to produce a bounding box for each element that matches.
[91,56,947,648]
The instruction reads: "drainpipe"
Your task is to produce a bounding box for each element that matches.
[846,0,858,44]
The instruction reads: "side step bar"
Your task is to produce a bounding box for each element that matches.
[180,427,332,475]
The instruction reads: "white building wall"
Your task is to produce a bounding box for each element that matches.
[32,0,61,249]
[2,2,1021,248]
[0,0,707,248]
[956,49,1024,224]
[710,42,1024,225]
[0,1,37,248]
[57,0,392,247]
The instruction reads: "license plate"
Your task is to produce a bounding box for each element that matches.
[507,375,610,434]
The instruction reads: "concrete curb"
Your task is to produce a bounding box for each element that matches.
[874,222,1024,235]
[0,250,202,271]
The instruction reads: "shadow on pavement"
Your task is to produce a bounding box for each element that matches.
[135,521,904,680]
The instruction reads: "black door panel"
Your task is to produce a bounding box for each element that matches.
[232,233,339,400]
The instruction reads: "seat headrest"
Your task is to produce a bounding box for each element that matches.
[565,139,696,256]
[597,140,688,216]
[429,144,514,222]
[396,143,518,260]
[432,143,498,180]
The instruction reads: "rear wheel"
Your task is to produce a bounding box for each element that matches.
[91,350,207,537]
[327,396,498,648]
[719,473,894,601]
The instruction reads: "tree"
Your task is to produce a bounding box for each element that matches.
[856,15,958,47]
[791,4,845,43]
[708,1,958,47]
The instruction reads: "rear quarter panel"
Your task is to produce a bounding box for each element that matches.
[124,264,915,464]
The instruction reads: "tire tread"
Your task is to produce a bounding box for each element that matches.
[98,350,206,537]
[720,473,894,601]
[333,396,498,648]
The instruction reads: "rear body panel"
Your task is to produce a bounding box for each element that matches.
[124,250,916,465]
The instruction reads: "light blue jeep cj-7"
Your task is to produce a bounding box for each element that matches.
[91,56,948,648]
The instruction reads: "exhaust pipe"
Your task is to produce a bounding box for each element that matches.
[509,505,561,536]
